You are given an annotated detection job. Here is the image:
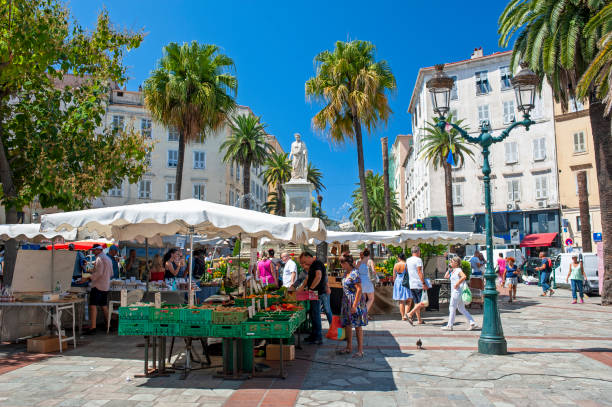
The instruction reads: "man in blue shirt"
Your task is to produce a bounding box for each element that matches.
[107,245,120,279]
[469,251,482,278]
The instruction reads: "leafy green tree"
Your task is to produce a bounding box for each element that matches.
[420,113,474,231]
[350,171,401,232]
[0,0,148,285]
[263,151,291,215]
[144,41,237,200]
[499,0,612,305]
[220,114,272,209]
[306,40,396,232]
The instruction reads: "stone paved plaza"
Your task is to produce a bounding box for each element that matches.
[1,285,611,407]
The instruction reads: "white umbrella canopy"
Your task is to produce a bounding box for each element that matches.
[0,224,76,243]
[314,230,504,246]
[40,199,326,244]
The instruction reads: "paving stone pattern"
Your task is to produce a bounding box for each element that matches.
[0,285,611,406]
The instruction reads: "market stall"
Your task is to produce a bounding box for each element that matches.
[0,224,83,351]
[41,198,326,378]
[314,230,504,314]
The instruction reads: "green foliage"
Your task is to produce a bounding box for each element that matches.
[386,245,404,257]
[418,243,447,266]
[379,255,397,276]
[0,0,149,212]
[577,3,612,115]
[420,113,474,170]
[232,239,241,256]
[263,151,291,215]
[144,40,237,199]
[461,260,472,280]
[307,162,325,194]
[498,0,608,109]
[349,172,401,231]
[220,114,272,208]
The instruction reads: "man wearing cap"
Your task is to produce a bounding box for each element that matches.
[81,244,113,334]
[107,245,120,279]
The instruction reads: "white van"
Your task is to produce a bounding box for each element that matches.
[552,253,599,295]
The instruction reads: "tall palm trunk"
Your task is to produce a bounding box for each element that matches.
[0,124,19,286]
[352,115,372,232]
[277,184,285,216]
[443,160,455,232]
[577,171,592,253]
[175,131,186,200]
[243,162,251,210]
[381,137,392,230]
[588,95,612,305]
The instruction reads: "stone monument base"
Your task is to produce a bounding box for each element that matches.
[283,180,314,218]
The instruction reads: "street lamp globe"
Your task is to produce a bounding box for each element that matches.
[426,64,454,118]
[511,63,539,115]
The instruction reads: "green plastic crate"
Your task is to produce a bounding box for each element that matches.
[210,324,243,338]
[212,309,248,325]
[118,320,150,336]
[180,323,210,337]
[180,308,213,323]
[242,314,297,339]
[234,298,260,308]
[118,306,153,320]
[150,306,182,322]
[149,322,180,336]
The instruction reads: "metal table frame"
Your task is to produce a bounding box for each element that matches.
[0,299,84,352]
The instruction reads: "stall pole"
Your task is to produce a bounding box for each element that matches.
[51,241,55,291]
[145,238,150,294]
[188,228,194,307]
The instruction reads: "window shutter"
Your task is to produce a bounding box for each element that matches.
[515,181,520,201]
[507,181,513,202]
[505,143,511,163]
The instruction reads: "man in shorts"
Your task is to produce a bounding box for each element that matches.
[81,244,113,334]
[406,246,427,325]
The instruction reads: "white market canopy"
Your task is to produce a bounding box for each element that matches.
[314,230,504,246]
[40,199,326,244]
[0,223,77,243]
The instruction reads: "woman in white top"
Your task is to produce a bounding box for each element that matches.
[442,256,478,331]
[356,249,375,312]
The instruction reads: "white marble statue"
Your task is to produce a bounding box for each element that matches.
[289,133,308,180]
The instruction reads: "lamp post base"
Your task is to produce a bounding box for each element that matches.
[478,336,507,355]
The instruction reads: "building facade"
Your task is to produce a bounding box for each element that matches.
[91,87,273,211]
[389,135,412,227]
[553,98,601,251]
[406,49,561,247]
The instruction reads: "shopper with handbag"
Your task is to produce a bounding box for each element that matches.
[392,252,412,321]
[441,256,478,331]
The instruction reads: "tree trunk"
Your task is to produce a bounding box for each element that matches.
[277,185,285,216]
[381,137,392,230]
[175,130,186,200]
[0,123,19,286]
[243,162,251,210]
[443,161,455,232]
[588,94,612,305]
[352,116,372,232]
[576,171,592,253]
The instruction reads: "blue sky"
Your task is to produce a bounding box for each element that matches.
[70,0,511,221]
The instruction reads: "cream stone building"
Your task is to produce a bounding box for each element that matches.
[389,134,412,226]
[553,99,601,251]
[92,87,275,211]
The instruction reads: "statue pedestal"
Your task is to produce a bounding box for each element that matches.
[283,179,314,218]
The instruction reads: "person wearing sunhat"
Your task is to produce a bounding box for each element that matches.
[80,244,113,334]
[107,245,120,279]
[566,254,587,304]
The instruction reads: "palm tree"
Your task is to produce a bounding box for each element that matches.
[499,0,612,305]
[307,162,325,195]
[420,113,474,232]
[350,172,401,232]
[144,41,237,199]
[220,114,272,209]
[263,151,291,215]
[577,3,612,115]
[306,40,396,232]
[381,137,392,230]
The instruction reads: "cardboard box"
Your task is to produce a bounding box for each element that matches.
[265,344,295,361]
[27,335,61,353]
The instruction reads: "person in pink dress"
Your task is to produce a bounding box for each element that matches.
[496,253,506,287]
[257,254,276,286]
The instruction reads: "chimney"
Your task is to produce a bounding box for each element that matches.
[471,47,484,59]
